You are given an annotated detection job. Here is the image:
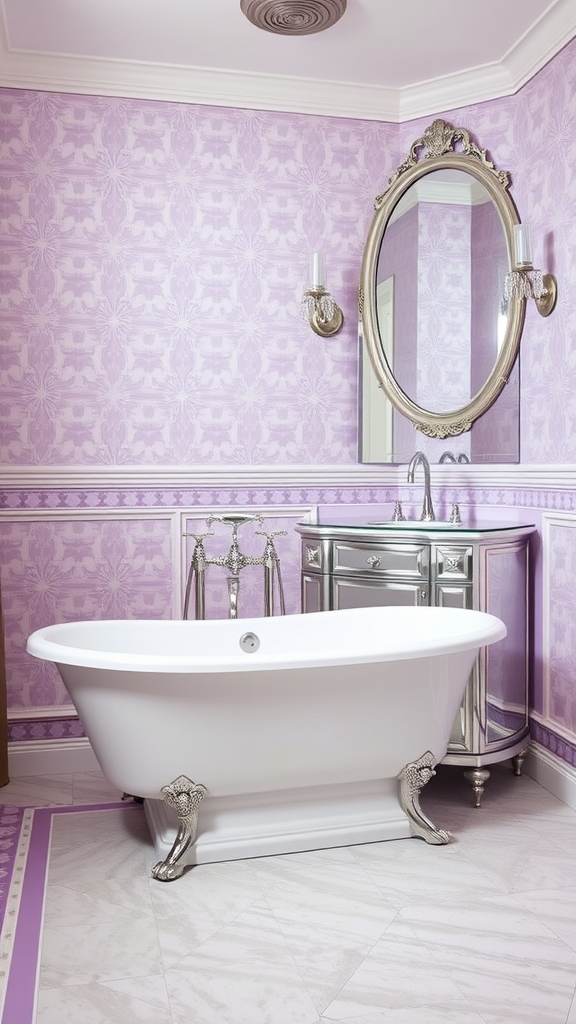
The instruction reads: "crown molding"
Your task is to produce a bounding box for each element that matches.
[0,48,401,122]
[1,463,576,492]
[0,2,574,122]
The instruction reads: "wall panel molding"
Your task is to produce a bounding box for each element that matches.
[541,512,576,742]
[3,463,576,492]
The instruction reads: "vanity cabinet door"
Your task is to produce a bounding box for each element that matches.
[434,582,473,610]
[301,573,330,614]
[332,576,428,610]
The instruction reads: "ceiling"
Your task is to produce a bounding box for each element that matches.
[1,0,575,121]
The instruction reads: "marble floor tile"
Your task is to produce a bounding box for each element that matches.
[514,885,576,952]
[400,892,576,1024]
[321,917,469,1019]
[164,948,320,1024]
[249,844,388,904]
[567,988,576,1024]
[318,1004,487,1023]
[150,859,267,964]
[0,773,75,807]
[71,770,123,805]
[39,896,164,988]
[350,834,504,908]
[36,980,174,1024]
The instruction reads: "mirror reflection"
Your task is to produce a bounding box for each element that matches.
[378,169,508,413]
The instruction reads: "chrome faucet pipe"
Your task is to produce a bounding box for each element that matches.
[407,451,436,522]
[257,530,287,617]
[182,532,214,619]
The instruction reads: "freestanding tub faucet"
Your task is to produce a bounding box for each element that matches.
[407,451,436,521]
[182,514,286,620]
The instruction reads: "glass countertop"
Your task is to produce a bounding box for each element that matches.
[298,514,535,534]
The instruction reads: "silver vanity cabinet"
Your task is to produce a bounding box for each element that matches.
[298,522,534,806]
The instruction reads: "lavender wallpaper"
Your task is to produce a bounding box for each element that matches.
[0,91,398,466]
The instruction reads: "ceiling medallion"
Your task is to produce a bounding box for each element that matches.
[240,0,347,36]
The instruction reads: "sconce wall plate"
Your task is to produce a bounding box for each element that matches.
[311,300,344,337]
[535,273,558,316]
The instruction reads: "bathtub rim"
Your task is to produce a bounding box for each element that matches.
[26,606,507,674]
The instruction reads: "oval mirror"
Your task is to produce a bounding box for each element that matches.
[359,119,526,460]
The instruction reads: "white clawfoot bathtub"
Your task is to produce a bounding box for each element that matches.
[27,606,506,880]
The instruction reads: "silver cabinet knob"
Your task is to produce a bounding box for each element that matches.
[366,555,381,569]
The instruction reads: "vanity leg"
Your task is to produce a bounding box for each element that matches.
[512,747,529,776]
[397,750,451,844]
[463,767,490,807]
[151,775,207,882]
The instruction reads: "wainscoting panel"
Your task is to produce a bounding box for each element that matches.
[542,512,576,745]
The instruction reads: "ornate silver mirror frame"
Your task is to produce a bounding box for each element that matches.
[359,119,526,439]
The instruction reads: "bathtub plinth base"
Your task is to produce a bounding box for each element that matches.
[397,751,451,845]
[151,775,207,882]
[144,778,414,870]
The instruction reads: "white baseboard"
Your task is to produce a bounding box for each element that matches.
[524,742,576,811]
[8,738,100,777]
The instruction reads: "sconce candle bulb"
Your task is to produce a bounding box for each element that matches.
[513,223,532,266]
[311,251,325,289]
[300,251,344,337]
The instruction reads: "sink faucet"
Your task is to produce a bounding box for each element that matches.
[407,451,436,521]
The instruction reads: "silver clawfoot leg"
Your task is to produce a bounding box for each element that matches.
[151,775,207,882]
[463,767,490,807]
[512,747,529,776]
[397,751,451,845]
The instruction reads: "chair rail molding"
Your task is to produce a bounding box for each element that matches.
[1,463,576,492]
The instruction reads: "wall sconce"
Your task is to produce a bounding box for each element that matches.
[504,224,558,317]
[300,252,344,337]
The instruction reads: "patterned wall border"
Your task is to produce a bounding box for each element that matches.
[8,718,84,743]
[1,487,576,515]
[530,716,576,770]
[2,464,576,514]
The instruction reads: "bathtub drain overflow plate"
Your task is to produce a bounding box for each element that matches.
[239,631,260,653]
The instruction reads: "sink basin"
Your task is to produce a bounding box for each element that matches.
[367,520,462,529]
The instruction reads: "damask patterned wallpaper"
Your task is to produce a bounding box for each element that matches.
[0,91,397,466]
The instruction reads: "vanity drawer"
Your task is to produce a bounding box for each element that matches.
[434,545,473,581]
[332,542,429,579]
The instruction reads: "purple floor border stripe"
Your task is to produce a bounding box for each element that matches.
[2,802,139,1024]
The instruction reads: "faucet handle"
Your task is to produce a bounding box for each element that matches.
[391,501,406,522]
